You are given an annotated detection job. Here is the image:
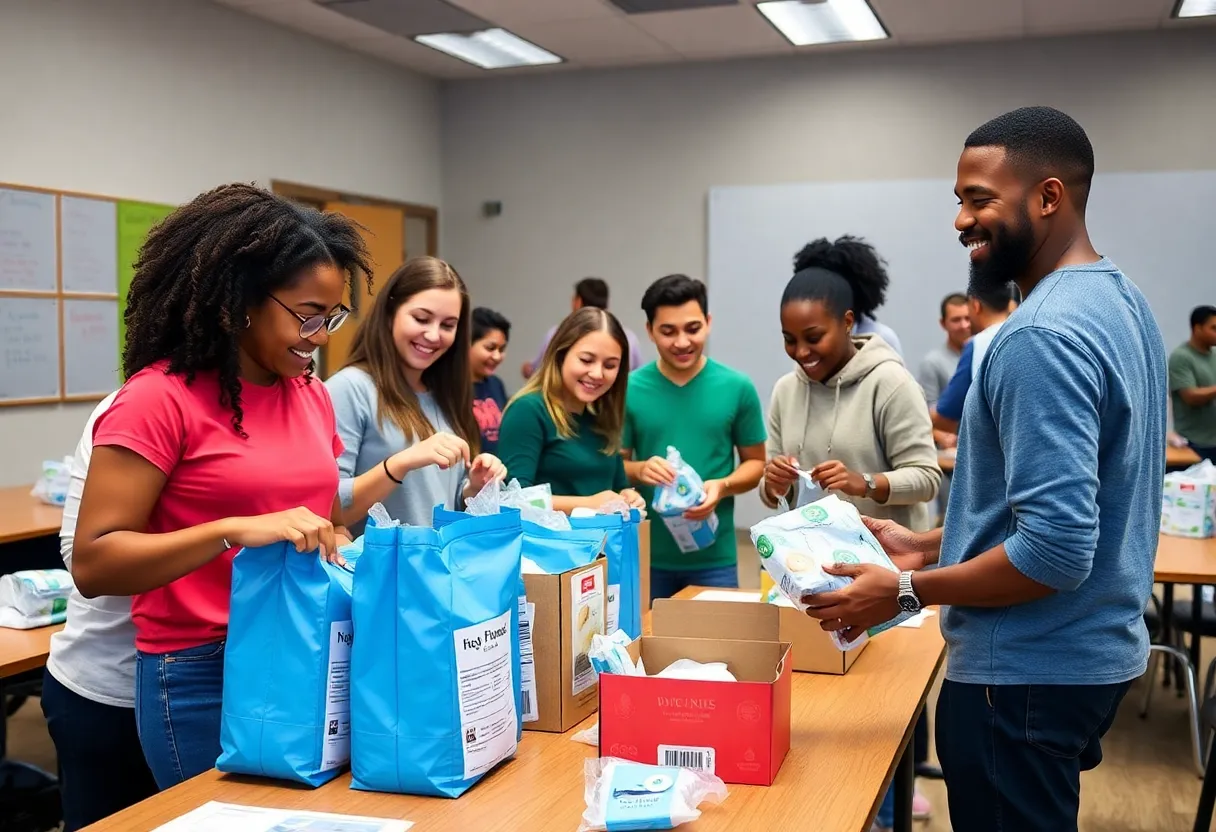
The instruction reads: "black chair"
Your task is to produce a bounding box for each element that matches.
[1195,697,1216,831]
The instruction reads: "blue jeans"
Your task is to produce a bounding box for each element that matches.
[936,679,1129,831]
[876,783,895,828]
[650,564,738,601]
[135,641,225,790]
[41,669,157,831]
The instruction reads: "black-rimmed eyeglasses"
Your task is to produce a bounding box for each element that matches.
[269,295,350,338]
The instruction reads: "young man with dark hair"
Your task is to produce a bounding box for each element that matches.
[917,292,971,447]
[805,106,1167,831]
[1170,305,1216,461]
[931,282,1018,433]
[521,277,643,379]
[622,274,766,600]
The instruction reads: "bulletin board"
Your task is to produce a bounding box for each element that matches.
[0,183,175,406]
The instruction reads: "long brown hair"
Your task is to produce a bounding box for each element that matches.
[345,257,479,451]
[509,307,629,454]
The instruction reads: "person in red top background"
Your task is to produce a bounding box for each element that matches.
[71,184,372,789]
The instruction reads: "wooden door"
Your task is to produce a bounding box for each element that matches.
[320,202,405,378]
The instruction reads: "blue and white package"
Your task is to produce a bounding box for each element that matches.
[652,446,718,554]
[579,758,728,832]
[751,493,913,650]
[218,540,359,787]
[570,509,644,639]
[351,511,523,797]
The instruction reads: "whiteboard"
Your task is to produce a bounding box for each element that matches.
[708,169,1216,528]
[61,196,118,294]
[0,188,57,292]
[63,299,120,397]
[0,297,61,401]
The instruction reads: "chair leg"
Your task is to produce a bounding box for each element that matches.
[1195,732,1216,832]
[1151,644,1207,777]
[1142,648,1162,717]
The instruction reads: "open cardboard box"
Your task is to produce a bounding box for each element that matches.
[670,585,865,674]
[522,560,607,733]
[598,604,792,786]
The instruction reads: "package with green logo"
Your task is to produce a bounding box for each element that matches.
[750,494,911,650]
[0,569,73,629]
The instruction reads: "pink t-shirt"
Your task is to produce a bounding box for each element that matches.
[92,362,342,653]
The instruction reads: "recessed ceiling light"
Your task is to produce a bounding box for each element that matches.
[1173,0,1216,17]
[758,0,888,46]
[414,28,562,70]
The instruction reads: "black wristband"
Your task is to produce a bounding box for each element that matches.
[383,457,403,484]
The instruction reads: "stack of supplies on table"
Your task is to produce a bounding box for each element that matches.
[0,570,73,629]
[1161,459,1216,538]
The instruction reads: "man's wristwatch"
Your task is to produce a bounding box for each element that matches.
[898,571,923,614]
[861,472,876,498]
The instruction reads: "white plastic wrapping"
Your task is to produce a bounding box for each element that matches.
[579,757,728,831]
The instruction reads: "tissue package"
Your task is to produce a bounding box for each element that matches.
[218,541,358,786]
[750,494,912,650]
[0,569,72,629]
[1161,461,1216,539]
[652,447,718,554]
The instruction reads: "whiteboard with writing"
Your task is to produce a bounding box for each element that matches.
[63,299,120,397]
[0,189,57,292]
[61,196,118,294]
[0,297,60,401]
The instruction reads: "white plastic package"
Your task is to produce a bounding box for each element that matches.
[579,757,728,832]
[776,467,824,513]
[588,630,646,677]
[367,502,399,528]
[30,458,72,507]
[1161,460,1216,539]
[652,446,717,553]
[654,659,737,682]
[0,569,73,629]
[751,494,912,651]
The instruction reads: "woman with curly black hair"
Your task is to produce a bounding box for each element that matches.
[70,183,371,790]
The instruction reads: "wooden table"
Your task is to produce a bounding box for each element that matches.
[0,485,63,545]
[85,609,945,832]
[938,444,1201,474]
[1155,534,1216,674]
[0,623,62,679]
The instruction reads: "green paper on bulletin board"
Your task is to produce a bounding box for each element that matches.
[116,200,176,366]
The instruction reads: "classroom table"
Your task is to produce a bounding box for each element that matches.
[0,486,63,546]
[83,607,946,832]
[0,624,62,680]
[937,443,1199,475]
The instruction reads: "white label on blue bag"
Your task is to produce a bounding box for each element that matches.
[606,583,620,636]
[520,598,538,723]
[454,610,518,779]
[572,568,605,697]
[321,619,353,771]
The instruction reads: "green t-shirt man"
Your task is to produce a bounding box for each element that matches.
[623,359,766,570]
[1169,342,1216,448]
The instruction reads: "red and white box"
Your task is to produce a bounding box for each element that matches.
[597,606,792,786]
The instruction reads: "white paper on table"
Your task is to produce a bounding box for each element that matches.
[896,609,938,629]
[151,801,414,832]
[693,590,763,603]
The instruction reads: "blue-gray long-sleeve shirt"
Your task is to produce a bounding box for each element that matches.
[940,258,1167,685]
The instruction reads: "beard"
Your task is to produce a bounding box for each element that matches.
[969,202,1036,293]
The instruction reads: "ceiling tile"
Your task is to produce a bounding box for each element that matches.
[870,0,1023,43]
[1024,0,1171,35]
[510,16,678,63]
[632,5,791,56]
[447,0,620,26]
[230,0,390,42]
[324,0,489,37]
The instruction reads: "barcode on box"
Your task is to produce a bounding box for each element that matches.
[522,689,537,722]
[658,744,716,773]
[574,653,592,677]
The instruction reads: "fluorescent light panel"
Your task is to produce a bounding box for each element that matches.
[1174,0,1216,17]
[414,28,561,70]
[758,0,888,46]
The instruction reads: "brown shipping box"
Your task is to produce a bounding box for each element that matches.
[522,559,607,733]
[664,587,865,674]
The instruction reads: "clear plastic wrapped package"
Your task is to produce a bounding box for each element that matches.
[579,757,727,831]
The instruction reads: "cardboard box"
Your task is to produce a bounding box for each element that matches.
[522,560,607,733]
[670,587,865,675]
[598,610,792,786]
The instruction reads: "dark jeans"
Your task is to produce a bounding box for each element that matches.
[135,641,225,790]
[1190,443,1216,464]
[649,564,738,601]
[937,679,1130,831]
[41,669,157,831]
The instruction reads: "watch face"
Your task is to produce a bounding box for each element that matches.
[898,594,921,613]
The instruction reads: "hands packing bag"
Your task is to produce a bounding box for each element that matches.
[751,494,912,651]
[217,539,360,786]
[570,509,644,639]
[351,511,523,797]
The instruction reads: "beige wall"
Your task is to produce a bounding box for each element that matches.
[440,29,1216,389]
[0,0,442,485]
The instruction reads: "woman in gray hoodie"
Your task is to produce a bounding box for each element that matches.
[760,237,941,531]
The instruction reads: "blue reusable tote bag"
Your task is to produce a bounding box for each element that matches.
[351,511,523,797]
[218,541,358,787]
[570,509,643,638]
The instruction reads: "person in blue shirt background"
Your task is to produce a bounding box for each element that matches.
[932,282,1018,431]
[470,307,511,455]
[803,106,1166,831]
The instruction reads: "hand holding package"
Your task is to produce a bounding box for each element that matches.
[751,494,913,650]
[580,758,728,832]
[652,446,717,554]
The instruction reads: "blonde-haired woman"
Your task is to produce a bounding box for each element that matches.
[327,257,505,532]
[498,307,644,514]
